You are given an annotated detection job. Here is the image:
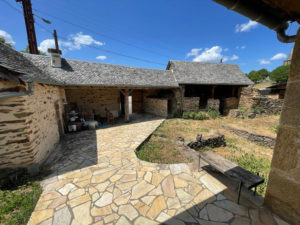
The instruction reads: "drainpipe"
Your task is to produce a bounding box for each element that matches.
[212,0,296,43]
[0,82,34,99]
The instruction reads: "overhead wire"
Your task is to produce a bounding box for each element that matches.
[0,0,166,66]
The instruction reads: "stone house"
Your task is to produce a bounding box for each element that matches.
[167,61,253,114]
[0,42,252,173]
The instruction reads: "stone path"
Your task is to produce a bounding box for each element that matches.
[28,115,289,225]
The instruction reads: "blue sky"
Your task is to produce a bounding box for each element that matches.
[0,0,298,73]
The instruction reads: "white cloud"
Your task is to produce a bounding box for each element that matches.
[236,45,246,50]
[188,46,239,63]
[0,30,15,45]
[259,59,271,65]
[235,20,258,32]
[38,32,103,53]
[270,53,287,61]
[192,46,223,62]
[70,32,103,50]
[230,54,239,60]
[223,48,229,52]
[186,48,202,57]
[96,55,107,60]
[241,45,246,49]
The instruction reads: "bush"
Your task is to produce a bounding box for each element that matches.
[207,109,220,119]
[194,112,208,120]
[270,65,290,83]
[182,112,190,119]
[188,112,197,119]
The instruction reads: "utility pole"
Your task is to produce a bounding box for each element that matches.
[16,0,38,54]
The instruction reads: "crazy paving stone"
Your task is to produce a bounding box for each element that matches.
[167,197,181,209]
[28,209,54,225]
[174,176,188,188]
[141,195,156,205]
[146,196,167,219]
[148,185,163,195]
[115,216,131,225]
[95,181,109,192]
[52,206,72,225]
[104,213,119,223]
[39,191,61,201]
[193,189,215,205]
[134,201,150,216]
[67,194,90,208]
[95,192,113,207]
[58,183,76,195]
[162,175,176,198]
[131,180,155,199]
[214,199,248,217]
[175,189,193,204]
[206,204,234,222]
[200,174,227,194]
[231,216,251,225]
[91,170,116,183]
[134,216,158,225]
[114,192,131,205]
[48,196,67,209]
[68,188,85,200]
[72,201,93,225]
[156,212,171,223]
[91,205,112,217]
[118,204,139,221]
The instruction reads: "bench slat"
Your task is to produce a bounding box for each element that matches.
[201,151,264,189]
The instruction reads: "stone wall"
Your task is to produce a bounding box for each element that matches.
[257,97,283,114]
[183,97,199,112]
[132,90,143,113]
[144,97,168,117]
[222,97,238,115]
[223,125,276,148]
[264,29,300,224]
[207,98,220,111]
[0,81,65,171]
[239,86,261,108]
[65,88,121,117]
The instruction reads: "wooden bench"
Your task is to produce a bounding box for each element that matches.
[199,151,264,204]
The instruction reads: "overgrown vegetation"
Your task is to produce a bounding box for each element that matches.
[228,153,271,196]
[0,181,42,225]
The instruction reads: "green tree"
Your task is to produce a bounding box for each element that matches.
[0,37,13,48]
[248,69,269,82]
[20,45,46,55]
[270,65,290,83]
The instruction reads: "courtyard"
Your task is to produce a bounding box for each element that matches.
[26,114,289,225]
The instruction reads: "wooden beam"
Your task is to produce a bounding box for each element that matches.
[123,89,130,122]
[211,86,216,98]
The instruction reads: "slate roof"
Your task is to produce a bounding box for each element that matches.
[0,42,47,82]
[22,54,178,88]
[167,60,253,86]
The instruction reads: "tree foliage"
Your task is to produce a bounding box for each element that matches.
[0,37,13,48]
[270,65,290,83]
[248,69,269,82]
[20,45,46,55]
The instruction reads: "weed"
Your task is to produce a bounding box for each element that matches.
[200,128,210,133]
[194,112,209,120]
[272,124,279,134]
[0,181,42,225]
[238,107,248,112]
[252,105,263,114]
[228,153,271,196]
[207,109,221,119]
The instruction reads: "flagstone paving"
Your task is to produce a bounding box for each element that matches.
[28,115,290,225]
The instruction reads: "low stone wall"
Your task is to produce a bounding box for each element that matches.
[144,97,168,117]
[207,98,220,111]
[256,97,283,114]
[183,97,199,112]
[239,86,261,108]
[223,125,276,148]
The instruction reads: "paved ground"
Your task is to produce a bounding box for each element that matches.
[28,115,289,225]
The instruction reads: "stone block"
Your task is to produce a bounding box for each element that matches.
[207,98,220,111]
[272,126,299,171]
[183,97,199,112]
[265,169,300,224]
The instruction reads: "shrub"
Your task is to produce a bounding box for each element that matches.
[194,112,208,120]
[248,69,269,82]
[182,112,190,119]
[207,109,220,119]
[238,107,248,112]
[188,112,197,119]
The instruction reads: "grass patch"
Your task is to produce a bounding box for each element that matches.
[228,153,271,196]
[207,109,221,119]
[0,181,42,225]
[136,141,164,163]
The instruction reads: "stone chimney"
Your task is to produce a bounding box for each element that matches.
[47,29,62,68]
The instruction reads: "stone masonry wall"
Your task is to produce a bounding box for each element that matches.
[144,97,168,117]
[264,29,300,224]
[0,81,65,169]
[207,98,220,111]
[183,97,199,112]
[239,86,261,108]
[65,88,121,117]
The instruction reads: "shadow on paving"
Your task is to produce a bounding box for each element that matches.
[41,113,164,179]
